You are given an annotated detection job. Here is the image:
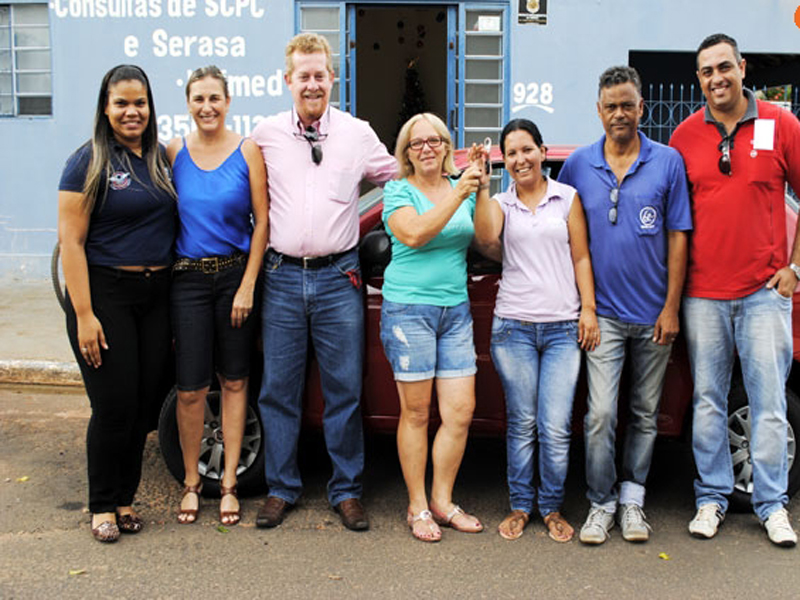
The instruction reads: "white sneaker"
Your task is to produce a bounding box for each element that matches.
[617,503,651,542]
[579,507,615,545]
[763,508,797,548]
[688,503,724,539]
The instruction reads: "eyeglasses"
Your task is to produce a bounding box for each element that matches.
[407,136,444,151]
[609,187,619,225]
[718,137,732,176]
[302,126,324,165]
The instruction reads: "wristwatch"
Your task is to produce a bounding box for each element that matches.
[789,263,800,280]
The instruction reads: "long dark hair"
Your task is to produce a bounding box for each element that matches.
[82,64,174,211]
[499,118,545,155]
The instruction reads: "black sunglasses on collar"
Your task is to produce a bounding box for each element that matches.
[299,126,325,165]
[718,136,733,176]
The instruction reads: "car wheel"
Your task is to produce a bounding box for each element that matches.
[51,243,66,312]
[157,385,266,497]
[727,382,800,512]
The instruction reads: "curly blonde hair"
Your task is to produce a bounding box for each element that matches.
[394,113,457,179]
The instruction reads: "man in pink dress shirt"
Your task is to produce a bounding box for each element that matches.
[250,33,397,531]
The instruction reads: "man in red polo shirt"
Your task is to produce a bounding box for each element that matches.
[670,33,800,547]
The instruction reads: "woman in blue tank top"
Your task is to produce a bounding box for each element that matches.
[166,66,268,527]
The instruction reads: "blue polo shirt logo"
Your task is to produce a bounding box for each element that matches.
[639,206,657,229]
[109,171,131,191]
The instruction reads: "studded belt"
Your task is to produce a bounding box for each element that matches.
[173,252,247,274]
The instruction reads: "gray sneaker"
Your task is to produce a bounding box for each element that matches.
[688,503,724,539]
[617,503,651,542]
[763,508,797,548]
[579,507,615,545]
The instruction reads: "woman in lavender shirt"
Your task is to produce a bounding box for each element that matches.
[474,119,599,542]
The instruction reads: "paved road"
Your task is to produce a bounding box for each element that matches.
[1,385,799,600]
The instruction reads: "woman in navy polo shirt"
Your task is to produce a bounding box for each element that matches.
[58,65,176,543]
[166,66,268,527]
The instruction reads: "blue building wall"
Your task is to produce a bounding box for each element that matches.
[1,0,798,278]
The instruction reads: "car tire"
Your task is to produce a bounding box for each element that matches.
[51,243,66,312]
[157,385,266,497]
[727,381,800,512]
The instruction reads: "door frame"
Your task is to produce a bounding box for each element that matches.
[296,0,510,146]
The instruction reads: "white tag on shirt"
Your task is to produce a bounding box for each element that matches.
[753,119,775,151]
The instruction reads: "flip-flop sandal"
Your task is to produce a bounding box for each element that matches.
[498,510,530,541]
[431,504,484,533]
[407,509,441,542]
[544,511,574,543]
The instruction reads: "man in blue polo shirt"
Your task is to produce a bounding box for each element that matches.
[559,65,692,545]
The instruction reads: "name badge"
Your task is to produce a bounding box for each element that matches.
[753,119,775,151]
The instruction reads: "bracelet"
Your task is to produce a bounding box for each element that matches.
[478,183,490,190]
[789,263,800,280]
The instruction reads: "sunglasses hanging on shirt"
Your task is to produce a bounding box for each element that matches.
[297,127,327,165]
[718,136,733,176]
[608,187,620,225]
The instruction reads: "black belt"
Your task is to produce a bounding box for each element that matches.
[270,248,352,269]
[173,252,247,274]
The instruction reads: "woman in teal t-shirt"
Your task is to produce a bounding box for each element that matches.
[380,113,488,542]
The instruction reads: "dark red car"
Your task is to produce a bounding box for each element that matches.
[56,146,797,509]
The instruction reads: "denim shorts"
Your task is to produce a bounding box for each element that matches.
[171,263,261,391]
[380,299,477,382]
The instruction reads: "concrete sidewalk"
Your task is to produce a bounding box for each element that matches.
[0,279,82,386]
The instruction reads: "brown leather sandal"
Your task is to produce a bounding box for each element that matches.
[178,482,203,524]
[544,511,574,543]
[498,509,530,541]
[220,484,240,526]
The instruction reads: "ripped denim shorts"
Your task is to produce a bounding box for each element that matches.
[379,299,477,382]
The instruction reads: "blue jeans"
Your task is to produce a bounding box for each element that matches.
[584,316,672,510]
[683,287,791,521]
[490,317,580,517]
[258,249,365,506]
